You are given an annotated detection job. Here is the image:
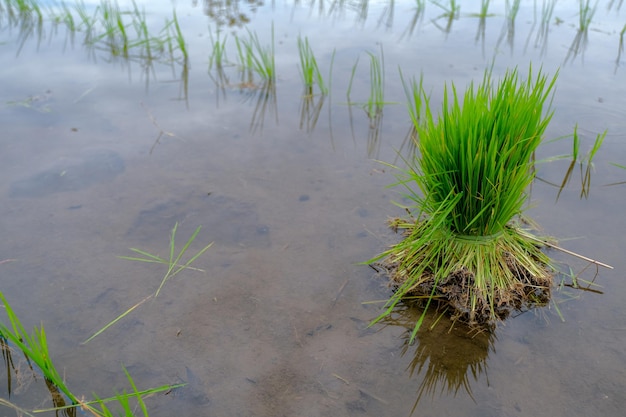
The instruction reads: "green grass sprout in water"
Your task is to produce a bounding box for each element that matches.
[297,35,327,96]
[83,222,212,344]
[369,67,560,341]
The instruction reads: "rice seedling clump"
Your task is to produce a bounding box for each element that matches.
[371,67,558,338]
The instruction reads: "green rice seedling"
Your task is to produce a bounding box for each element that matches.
[130,0,152,58]
[346,47,393,121]
[585,129,606,166]
[234,33,255,85]
[208,28,229,99]
[369,67,560,341]
[233,25,275,84]
[580,129,607,197]
[431,0,459,33]
[572,123,581,161]
[346,56,360,104]
[171,9,187,60]
[248,25,276,82]
[298,40,329,133]
[297,35,327,96]
[505,0,521,22]
[208,27,228,72]
[120,222,213,298]
[554,126,607,200]
[74,0,98,44]
[366,47,385,120]
[431,0,460,18]
[398,69,425,157]
[578,0,598,32]
[83,223,212,344]
[469,0,493,18]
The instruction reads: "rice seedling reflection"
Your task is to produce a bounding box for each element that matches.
[299,92,326,133]
[431,0,460,34]
[400,0,426,39]
[616,24,626,72]
[379,302,494,413]
[496,0,521,54]
[3,0,188,82]
[346,45,394,157]
[377,0,396,31]
[564,0,598,64]
[524,0,557,56]
[398,70,424,159]
[208,27,229,102]
[249,80,278,134]
[470,0,494,53]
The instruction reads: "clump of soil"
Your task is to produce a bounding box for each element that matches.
[372,219,554,328]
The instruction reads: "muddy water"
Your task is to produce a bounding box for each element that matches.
[1,1,625,416]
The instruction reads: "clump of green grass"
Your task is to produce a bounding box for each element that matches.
[369,67,559,341]
[234,25,275,84]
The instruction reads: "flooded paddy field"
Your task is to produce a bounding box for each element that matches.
[1,1,625,416]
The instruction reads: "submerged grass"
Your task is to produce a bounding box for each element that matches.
[83,222,212,344]
[369,67,559,341]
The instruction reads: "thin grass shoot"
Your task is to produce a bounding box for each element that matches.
[297,35,327,95]
[83,223,212,344]
[578,0,598,32]
[118,222,214,298]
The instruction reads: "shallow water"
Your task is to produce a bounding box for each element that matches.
[1,1,625,416]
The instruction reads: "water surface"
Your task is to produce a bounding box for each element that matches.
[1,1,625,416]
